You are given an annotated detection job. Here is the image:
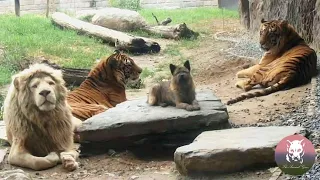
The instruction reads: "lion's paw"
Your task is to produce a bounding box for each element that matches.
[60,152,79,171]
[46,152,60,164]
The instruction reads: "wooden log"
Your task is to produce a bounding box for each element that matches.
[142,23,199,40]
[21,59,141,88]
[152,13,172,26]
[51,12,161,54]
[38,60,89,87]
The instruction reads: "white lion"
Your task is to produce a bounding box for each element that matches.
[3,63,80,171]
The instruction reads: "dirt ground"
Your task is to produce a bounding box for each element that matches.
[0,18,311,179]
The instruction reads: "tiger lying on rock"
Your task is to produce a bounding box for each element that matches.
[67,50,143,120]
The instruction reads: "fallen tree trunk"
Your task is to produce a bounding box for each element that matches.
[51,12,161,54]
[141,23,199,40]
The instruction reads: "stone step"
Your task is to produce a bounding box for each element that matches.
[78,90,230,152]
[174,126,305,175]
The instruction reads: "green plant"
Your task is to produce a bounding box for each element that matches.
[109,0,141,11]
[0,14,112,85]
[139,7,239,25]
[140,67,155,79]
[79,15,94,22]
[0,94,4,120]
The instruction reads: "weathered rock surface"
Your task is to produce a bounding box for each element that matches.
[0,169,30,180]
[0,148,7,165]
[78,90,230,151]
[75,10,99,21]
[0,121,7,142]
[174,126,305,175]
[91,7,148,31]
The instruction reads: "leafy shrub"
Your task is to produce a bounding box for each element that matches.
[109,0,140,11]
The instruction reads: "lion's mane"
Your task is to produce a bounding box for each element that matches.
[3,63,74,157]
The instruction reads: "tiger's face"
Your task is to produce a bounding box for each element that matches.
[259,19,288,51]
[109,50,142,84]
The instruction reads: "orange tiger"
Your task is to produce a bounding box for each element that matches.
[227,19,317,105]
[67,50,142,120]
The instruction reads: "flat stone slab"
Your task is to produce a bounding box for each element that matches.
[78,90,230,143]
[0,148,7,165]
[174,126,305,175]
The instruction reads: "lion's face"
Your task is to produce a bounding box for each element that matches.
[12,64,67,114]
[29,75,58,111]
[259,19,288,51]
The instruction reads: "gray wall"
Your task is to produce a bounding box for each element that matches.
[140,0,218,9]
[0,0,220,15]
[0,0,108,15]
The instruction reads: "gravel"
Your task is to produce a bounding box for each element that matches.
[218,32,320,180]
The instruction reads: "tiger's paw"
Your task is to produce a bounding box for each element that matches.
[96,105,108,114]
[236,70,250,78]
[235,80,246,89]
[235,80,252,92]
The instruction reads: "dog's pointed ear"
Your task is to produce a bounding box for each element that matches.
[280,20,288,27]
[109,57,118,69]
[13,77,20,91]
[184,60,191,71]
[169,64,177,75]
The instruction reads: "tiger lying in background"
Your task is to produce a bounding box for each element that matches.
[227,19,317,105]
[67,50,142,120]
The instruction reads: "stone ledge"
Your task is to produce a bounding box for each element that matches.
[78,90,230,153]
[174,126,305,175]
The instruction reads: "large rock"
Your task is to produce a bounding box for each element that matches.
[0,121,7,142]
[78,90,230,152]
[0,169,30,180]
[174,126,305,175]
[91,7,148,31]
[313,0,320,50]
[75,10,99,22]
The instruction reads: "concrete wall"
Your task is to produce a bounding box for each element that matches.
[0,0,219,15]
[0,0,108,15]
[218,0,238,10]
[140,0,218,9]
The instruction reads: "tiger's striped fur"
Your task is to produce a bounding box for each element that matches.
[67,50,142,120]
[227,19,317,105]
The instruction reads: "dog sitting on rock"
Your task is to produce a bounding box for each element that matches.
[147,60,200,111]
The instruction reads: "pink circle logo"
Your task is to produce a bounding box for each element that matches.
[275,134,316,175]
